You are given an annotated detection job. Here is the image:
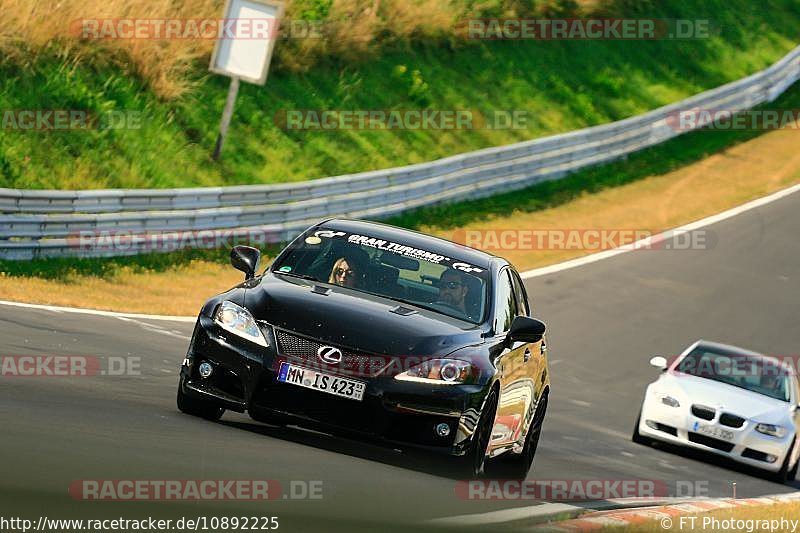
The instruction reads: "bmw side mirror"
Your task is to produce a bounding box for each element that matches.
[650,356,668,371]
[508,316,547,344]
[231,245,261,280]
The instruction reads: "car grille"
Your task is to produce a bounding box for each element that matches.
[274,329,388,378]
[688,432,735,452]
[691,404,716,421]
[719,413,746,428]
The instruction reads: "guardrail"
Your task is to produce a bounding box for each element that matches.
[2,44,799,259]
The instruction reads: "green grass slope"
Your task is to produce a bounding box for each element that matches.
[1,0,799,190]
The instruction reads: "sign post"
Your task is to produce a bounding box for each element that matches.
[212,77,240,160]
[209,0,284,160]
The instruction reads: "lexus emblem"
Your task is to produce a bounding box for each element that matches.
[317,346,342,364]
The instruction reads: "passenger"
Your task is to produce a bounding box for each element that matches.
[329,256,364,288]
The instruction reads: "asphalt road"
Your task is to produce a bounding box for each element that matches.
[1,189,799,531]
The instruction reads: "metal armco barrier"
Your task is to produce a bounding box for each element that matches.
[2,45,799,259]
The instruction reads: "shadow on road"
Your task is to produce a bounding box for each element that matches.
[219,417,463,479]
[637,439,800,491]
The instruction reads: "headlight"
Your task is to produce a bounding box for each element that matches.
[660,395,680,408]
[652,391,680,408]
[213,301,268,347]
[395,359,475,385]
[755,423,787,438]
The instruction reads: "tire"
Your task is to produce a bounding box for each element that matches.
[458,389,499,478]
[632,410,649,445]
[773,438,798,483]
[497,394,548,480]
[177,378,225,421]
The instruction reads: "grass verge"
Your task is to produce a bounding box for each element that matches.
[1,84,800,315]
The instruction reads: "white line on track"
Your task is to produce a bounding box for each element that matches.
[1,182,799,320]
[0,299,195,322]
[113,316,192,340]
[520,182,800,279]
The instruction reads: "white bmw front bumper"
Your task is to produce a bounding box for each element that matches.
[638,394,794,473]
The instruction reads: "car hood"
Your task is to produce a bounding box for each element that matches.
[245,274,484,357]
[657,373,791,421]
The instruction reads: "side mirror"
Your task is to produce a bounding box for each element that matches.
[650,356,668,371]
[231,245,261,280]
[508,316,547,344]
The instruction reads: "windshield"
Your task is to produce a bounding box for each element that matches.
[676,348,792,402]
[271,227,489,324]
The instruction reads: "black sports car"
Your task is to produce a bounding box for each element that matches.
[178,219,550,477]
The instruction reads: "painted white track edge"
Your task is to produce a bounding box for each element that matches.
[0,299,196,322]
[519,182,800,279]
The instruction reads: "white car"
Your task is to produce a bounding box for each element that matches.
[634,340,800,482]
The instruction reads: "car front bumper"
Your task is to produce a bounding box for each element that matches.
[639,395,794,473]
[180,315,493,455]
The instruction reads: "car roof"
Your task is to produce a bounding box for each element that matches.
[319,218,501,269]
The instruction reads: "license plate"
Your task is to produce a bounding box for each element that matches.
[277,362,366,401]
[694,422,734,441]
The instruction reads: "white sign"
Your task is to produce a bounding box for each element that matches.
[209,0,284,85]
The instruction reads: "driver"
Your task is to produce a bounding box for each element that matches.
[437,269,469,314]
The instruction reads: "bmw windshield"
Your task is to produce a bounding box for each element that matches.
[676,348,792,402]
[271,227,490,324]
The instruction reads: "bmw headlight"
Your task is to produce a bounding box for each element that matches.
[659,395,680,408]
[653,391,680,408]
[755,423,787,438]
[214,301,268,347]
[395,359,475,385]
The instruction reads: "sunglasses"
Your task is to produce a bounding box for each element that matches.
[442,281,462,289]
[335,267,355,277]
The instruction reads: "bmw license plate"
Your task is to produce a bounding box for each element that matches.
[277,362,366,401]
[694,423,734,441]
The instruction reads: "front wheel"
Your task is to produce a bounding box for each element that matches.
[496,395,548,480]
[177,377,225,421]
[772,439,799,483]
[632,410,649,445]
[457,389,499,478]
